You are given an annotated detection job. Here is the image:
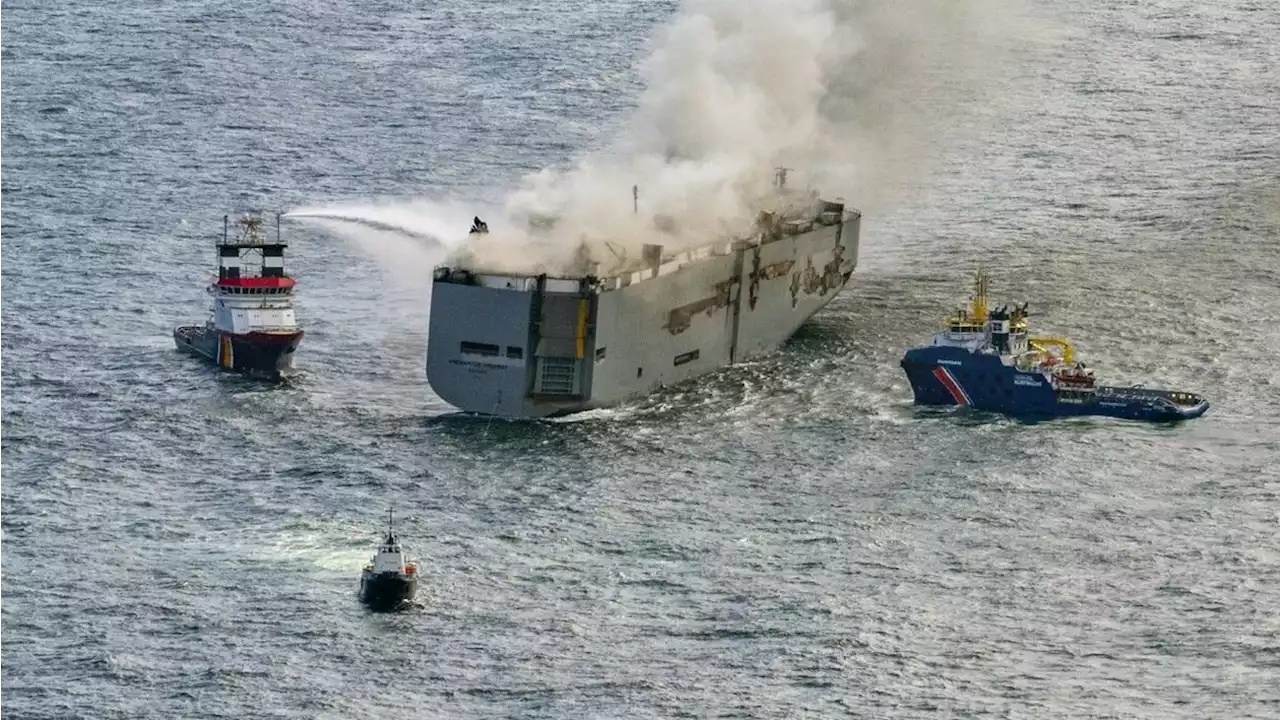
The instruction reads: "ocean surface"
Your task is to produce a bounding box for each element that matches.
[3,1,1279,718]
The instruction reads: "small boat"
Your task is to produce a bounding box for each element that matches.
[900,269,1209,422]
[173,212,304,378]
[359,510,418,611]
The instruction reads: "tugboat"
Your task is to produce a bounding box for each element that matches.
[900,270,1209,422]
[359,509,419,612]
[173,213,304,377]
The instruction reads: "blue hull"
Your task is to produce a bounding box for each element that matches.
[901,346,1208,422]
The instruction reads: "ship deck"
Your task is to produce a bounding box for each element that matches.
[435,208,860,294]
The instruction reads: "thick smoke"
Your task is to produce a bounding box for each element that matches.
[299,0,1038,276]
[464,0,1035,275]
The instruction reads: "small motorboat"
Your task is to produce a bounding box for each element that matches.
[358,509,418,611]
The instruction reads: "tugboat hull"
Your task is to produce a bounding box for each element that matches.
[174,326,303,377]
[901,347,1209,422]
[359,572,417,611]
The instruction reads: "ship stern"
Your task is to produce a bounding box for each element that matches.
[427,269,597,418]
[360,572,417,611]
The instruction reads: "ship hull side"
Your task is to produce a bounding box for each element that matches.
[731,218,857,361]
[588,216,859,409]
[586,252,739,408]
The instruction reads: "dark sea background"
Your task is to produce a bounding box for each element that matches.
[3,0,1279,718]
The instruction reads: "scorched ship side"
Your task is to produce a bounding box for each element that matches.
[426,187,861,418]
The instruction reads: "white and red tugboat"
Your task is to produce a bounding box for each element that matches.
[174,213,304,378]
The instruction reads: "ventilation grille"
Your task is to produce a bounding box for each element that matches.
[537,357,577,396]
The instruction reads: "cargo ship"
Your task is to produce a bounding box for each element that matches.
[427,171,861,417]
[900,270,1209,422]
[173,213,303,377]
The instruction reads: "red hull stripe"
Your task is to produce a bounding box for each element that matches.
[216,277,296,289]
[932,366,971,406]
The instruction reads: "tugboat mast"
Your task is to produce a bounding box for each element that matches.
[172,211,304,378]
[969,268,989,323]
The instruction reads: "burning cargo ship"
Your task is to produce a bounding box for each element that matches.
[426,171,861,418]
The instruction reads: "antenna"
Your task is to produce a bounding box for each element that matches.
[275,211,282,243]
[632,185,639,214]
[223,214,229,243]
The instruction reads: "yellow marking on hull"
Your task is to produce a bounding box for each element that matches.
[575,299,588,360]
[220,335,233,368]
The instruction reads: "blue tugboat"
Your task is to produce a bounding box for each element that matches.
[900,270,1209,422]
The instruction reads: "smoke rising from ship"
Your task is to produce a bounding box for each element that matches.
[293,0,1038,276]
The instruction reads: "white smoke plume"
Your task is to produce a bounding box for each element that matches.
[478,0,1040,274]
[300,0,1041,276]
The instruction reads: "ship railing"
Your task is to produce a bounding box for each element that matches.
[1096,388,1161,403]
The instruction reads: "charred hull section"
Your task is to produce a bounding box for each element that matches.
[174,326,303,377]
[359,572,417,611]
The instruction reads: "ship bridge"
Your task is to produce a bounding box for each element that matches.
[210,213,298,334]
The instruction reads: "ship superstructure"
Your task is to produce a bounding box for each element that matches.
[900,270,1209,422]
[427,171,862,417]
[174,213,304,377]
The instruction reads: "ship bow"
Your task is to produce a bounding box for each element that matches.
[224,330,304,375]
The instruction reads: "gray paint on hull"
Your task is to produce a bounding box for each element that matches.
[427,214,860,418]
[424,283,545,417]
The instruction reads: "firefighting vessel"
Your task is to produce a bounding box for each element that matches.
[900,270,1209,422]
[359,509,419,612]
[173,213,303,377]
[427,170,861,418]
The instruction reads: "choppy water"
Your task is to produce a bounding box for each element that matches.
[3,1,1279,718]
